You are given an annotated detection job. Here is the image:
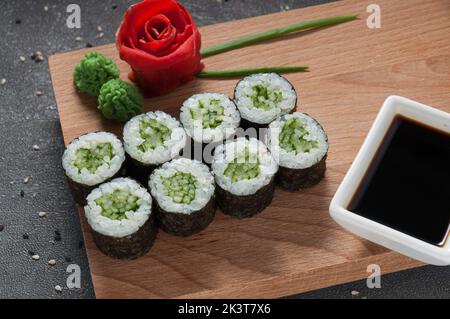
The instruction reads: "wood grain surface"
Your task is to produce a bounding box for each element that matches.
[48,0,450,298]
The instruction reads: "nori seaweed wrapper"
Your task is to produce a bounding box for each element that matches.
[89,213,158,260]
[184,137,224,166]
[125,153,158,185]
[276,155,327,191]
[66,162,126,206]
[155,197,216,237]
[216,177,275,218]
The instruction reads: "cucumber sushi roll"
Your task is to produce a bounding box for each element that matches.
[266,112,328,191]
[180,93,240,163]
[123,111,186,184]
[62,132,126,205]
[149,158,216,237]
[234,73,297,131]
[212,137,278,218]
[84,177,157,259]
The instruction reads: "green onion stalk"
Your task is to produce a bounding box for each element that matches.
[197,14,358,78]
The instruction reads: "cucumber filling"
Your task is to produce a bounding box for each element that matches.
[190,99,225,129]
[223,147,260,183]
[95,190,139,220]
[162,172,197,204]
[138,118,172,152]
[247,84,283,110]
[279,118,319,154]
[74,142,113,174]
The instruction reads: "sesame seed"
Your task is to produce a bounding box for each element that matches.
[20,56,26,62]
[97,32,104,38]
[54,230,62,242]
[31,52,43,60]
[97,26,103,32]
[24,176,31,184]
[1,78,6,86]
[32,144,40,151]
[31,254,40,260]
[44,6,48,12]
[75,36,83,42]
[48,259,57,266]
[351,290,360,296]
[35,55,44,62]
[38,211,47,218]
[55,285,63,292]
[36,90,43,96]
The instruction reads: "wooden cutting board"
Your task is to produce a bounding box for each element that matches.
[49,0,450,298]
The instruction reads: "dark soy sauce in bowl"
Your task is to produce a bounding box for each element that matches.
[348,115,450,246]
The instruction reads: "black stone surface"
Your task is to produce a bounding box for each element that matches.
[0,0,448,299]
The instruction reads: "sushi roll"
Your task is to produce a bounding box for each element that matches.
[180,93,240,164]
[84,177,157,259]
[149,158,216,237]
[234,73,297,132]
[212,137,278,218]
[62,132,126,206]
[123,111,186,184]
[265,112,328,191]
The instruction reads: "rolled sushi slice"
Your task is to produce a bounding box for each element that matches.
[84,177,157,259]
[265,112,328,191]
[180,93,241,163]
[62,132,126,205]
[234,73,297,131]
[149,158,216,237]
[212,137,278,218]
[123,111,186,184]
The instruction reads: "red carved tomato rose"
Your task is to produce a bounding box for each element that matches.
[116,0,203,96]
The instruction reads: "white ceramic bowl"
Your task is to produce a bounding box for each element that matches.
[330,96,450,266]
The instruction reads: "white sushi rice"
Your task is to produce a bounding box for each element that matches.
[265,112,328,169]
[84,178,152,238]
[123,111,186,165]
[180,93,241,144]
[212,137,278,196]
[149,158,215,214]
[62,132,125,186]
[234,73,297,124]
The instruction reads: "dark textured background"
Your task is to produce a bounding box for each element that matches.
[0,0,449,299]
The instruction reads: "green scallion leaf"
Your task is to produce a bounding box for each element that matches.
[196,66,309,78]
[200,14,358,58]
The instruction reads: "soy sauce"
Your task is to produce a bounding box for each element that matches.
[348,115,450,246]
